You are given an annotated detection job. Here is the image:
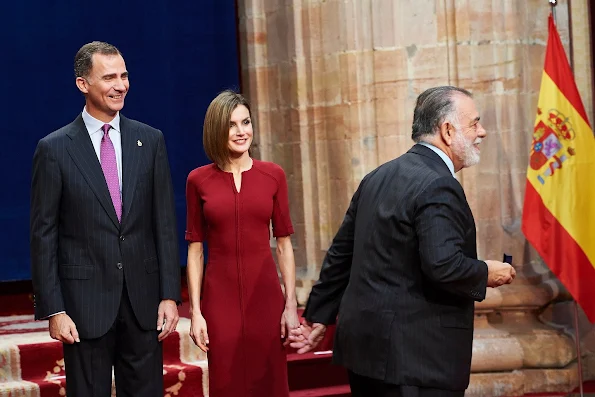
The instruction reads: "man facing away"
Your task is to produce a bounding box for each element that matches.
[30,41,181,396]
[290,86,516,397]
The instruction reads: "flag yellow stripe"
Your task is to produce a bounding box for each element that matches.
[526,72,595,267]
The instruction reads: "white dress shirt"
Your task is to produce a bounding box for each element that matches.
[418,141,456,177]
[82,107,123,191]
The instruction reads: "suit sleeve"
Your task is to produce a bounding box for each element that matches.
[152,131,182,303]
[303,179,364,325]
[414,177,488,301]
[30,139,65,319]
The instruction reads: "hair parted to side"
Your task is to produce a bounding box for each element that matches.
[411,86,473,142]
[203,89,252,167]
[74,41,121,79]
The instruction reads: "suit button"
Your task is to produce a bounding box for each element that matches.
[117,262,123,270]
[119,235,125,241]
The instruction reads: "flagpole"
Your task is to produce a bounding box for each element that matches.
[549,0,557,24]
[547,4,584,395]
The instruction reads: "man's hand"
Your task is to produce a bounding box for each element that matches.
[157,299,179,342]
[485,260,516,287]
[288,321,327,354]
[49,313,80,344]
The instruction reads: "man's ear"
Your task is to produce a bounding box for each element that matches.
[440,122,454,146]
[75,77,89,94]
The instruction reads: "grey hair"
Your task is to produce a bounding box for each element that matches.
[74,41,121,78]
[411,86,472,143]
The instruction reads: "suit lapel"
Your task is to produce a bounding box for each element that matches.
[66,115,120,229]
[120,115,141,226]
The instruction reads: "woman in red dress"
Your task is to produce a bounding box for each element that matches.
[185,90,300,396]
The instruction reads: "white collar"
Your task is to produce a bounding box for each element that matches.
[418,142,455,177]
[82,107,121,135]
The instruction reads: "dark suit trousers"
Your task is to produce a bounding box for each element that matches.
[348,371,464,397]
[63,285,163,397]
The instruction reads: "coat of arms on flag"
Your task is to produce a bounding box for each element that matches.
[529,109,576,184]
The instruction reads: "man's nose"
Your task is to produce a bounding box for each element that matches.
[113,78,126,91]
[477,123,487,137]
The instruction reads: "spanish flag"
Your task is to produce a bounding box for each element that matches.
[522,14,595,322]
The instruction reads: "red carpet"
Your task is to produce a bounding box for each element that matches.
[1,286,593,396]
[0,314,207,396]
[0,304,343,397]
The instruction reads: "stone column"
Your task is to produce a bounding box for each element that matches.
[238,0,594,395]
[239,0,383,301]
[570,0,594,124]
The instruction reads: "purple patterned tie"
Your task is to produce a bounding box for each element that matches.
[100,124,122,222]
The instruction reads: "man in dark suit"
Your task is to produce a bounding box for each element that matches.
[289,86,516,397]
[30,41,181,396]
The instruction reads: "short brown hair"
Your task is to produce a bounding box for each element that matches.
[74,41,121,78]
[203,90,252,166]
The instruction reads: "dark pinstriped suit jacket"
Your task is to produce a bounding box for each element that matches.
[304,144,488,391]
[30,114,181,339]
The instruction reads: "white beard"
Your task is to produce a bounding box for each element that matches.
[452,128,481,168]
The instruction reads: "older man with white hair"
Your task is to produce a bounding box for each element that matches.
[290,86,516,397]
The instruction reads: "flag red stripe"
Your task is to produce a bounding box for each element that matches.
[522,181,595,322]
[543,14,591,127]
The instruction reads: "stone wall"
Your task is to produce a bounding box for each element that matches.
[237,0,594,395]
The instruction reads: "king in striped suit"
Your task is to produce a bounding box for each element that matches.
[30,41,181,397]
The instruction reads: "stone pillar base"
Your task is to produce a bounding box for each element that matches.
[468,365,579,396]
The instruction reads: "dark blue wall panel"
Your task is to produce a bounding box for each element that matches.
[0,1,239,281]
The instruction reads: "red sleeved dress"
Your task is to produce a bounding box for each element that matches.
[185,160,294,397]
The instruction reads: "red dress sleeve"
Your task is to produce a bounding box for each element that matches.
[185,172,206,242]
[271,166,294,237]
